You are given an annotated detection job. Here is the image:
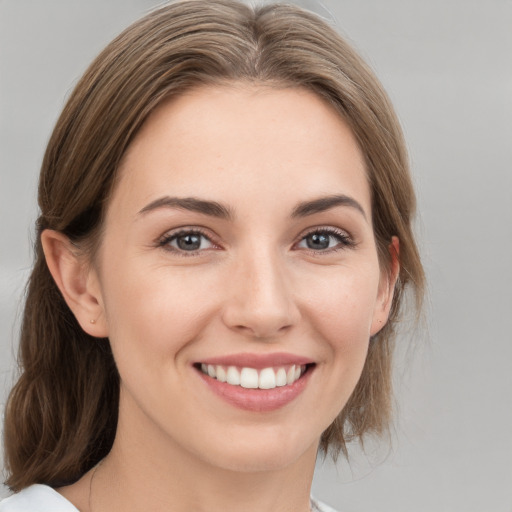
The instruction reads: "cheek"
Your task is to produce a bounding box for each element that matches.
[100,264,218,372]
[298,263,381,351]
[309,270,380,400]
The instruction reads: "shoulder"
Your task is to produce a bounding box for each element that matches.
[311,496,340,512]
[0,485,79,512]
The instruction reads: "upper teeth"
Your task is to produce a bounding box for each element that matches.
[200,364,305,390]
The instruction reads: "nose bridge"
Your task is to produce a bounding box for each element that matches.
[222,242,298,338]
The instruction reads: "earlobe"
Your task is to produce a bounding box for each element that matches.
[41,229,108,338]
[370,236,400,336]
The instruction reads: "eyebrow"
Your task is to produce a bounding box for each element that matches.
[138,196,233,220]
[291,194,367,221]
[138,193,367,221]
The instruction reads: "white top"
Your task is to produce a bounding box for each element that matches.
[0,485,79,511]
[0,484,338,512]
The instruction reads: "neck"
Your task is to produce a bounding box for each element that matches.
[90,399,318,512]
[94,439,317,512]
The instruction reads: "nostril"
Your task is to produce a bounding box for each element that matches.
[228,320,295,340]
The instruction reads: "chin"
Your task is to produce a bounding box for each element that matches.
[190,427,319,474]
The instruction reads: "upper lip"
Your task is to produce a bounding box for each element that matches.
[195,352,314,369]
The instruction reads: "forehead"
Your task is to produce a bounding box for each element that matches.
[111,84,370,219]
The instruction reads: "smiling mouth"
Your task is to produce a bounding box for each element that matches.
[194,363,314,390]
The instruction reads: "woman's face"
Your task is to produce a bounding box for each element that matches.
[90,85,394,472]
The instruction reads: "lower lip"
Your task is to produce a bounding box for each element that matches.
[196,366,314,412]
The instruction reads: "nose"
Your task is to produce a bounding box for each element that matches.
[221,247,300,339]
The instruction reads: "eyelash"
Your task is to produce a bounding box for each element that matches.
[296,227,355,254]
[157,226,355,257]
[157,228,218,257]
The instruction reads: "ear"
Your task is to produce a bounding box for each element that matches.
[41,229,108,338]
[370,236,400,336]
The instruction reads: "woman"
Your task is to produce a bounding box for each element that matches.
[1,1,424,511]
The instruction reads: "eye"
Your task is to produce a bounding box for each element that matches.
[296,228,354,252]
[159,229,216,254]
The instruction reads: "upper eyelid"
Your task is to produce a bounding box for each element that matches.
[157,227,219,251]
[296,225,353,241]
[158,226,216,242]
[157,229,219,258]
[293,226,356,252]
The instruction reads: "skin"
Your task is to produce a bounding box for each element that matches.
[43,84,398,512]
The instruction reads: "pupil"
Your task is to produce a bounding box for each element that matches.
[307,233,329,250]
[177,234,201,250]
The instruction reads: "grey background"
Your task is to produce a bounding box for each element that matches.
[1,0,511,510]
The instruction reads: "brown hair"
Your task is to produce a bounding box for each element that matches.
[3,0,424,491]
